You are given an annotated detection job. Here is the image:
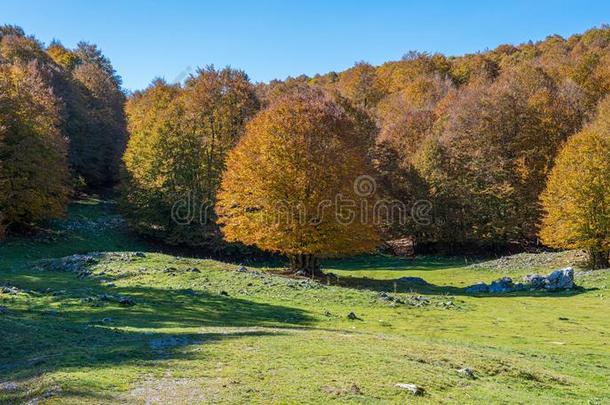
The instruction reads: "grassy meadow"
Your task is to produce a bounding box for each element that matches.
[0,198,609,404]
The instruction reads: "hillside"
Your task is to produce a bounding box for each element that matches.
[1,198,608,403]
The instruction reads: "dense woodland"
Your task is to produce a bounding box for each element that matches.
[1,24,609,268]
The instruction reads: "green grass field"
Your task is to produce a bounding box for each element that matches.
[1,198,609,404]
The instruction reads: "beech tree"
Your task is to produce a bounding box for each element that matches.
[0,62,70,238]
[540,97,610,268]
[123,68,259,247]
[216,90,380,275]
[433,65,585,243]
[336,62,383,109]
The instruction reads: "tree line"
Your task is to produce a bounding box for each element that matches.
[0,25,126,238]
[1,25,608,269]
[124,26,610,269]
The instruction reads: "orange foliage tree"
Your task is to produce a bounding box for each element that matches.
[540,97,610,268]
[216,91,380,275]
[0,63,70,238]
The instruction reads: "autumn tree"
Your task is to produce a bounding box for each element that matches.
[123,68,259,247]
[1,27,126,189]
[373,74,451,240]
[215,90,380,275]
[336,62,383,109]
[0,62,70,238]
[430,65,585,244]
[540,98,610,268]
[72,61,127,186]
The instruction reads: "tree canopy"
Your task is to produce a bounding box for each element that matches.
[0,25,126,239]
[540,97,610,268]
[122,67,259,247]
[215,91,380,274]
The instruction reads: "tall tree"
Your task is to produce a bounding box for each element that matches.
[123,68,259,247]
[0,62,70,238]
[216,90,380,275]
[540,97,610,268]
[336,62,383,109]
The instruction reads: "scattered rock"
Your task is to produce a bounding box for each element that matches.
[467,250,586,271]
[41,254,99,273]
[324,310,332,317]
[188,267,201,273]
[465,282,489,293]
[406,295,430,307]
[102,317,113,323]
[0,382,18,393]
[398,276,428,285]
[1,286,19,294]
[395,383,425,396]
[457,367,476,379]
[349,384,362,395]
[378,292,404,304]
[118,296,135,306]
[236,266,248,273]
[99,293,113,301]
[134,252,146,258]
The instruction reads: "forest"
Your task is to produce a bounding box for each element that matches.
[1,19,610,404]
[1,24,608,268]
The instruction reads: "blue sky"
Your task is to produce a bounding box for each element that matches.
[2,0,609,91]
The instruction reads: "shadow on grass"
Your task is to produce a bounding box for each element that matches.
[323,254,468,272]
[332,274,592,298]
[241,254,470,273]
[0,272,312,403]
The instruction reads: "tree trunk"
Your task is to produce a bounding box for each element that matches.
[589,250,610,269]
[289,254,322,277]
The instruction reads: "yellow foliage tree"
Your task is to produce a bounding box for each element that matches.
[540,98,610,268]
[0,63,70,238]
[216,91,380,275]
[123,68,259,247]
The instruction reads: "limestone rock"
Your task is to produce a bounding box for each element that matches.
[395,383,425,396]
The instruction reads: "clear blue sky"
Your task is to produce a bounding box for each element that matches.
[2,0,609,91]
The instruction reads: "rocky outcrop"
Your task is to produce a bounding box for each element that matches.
[543,267,574,290]
[465,267,575,294]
